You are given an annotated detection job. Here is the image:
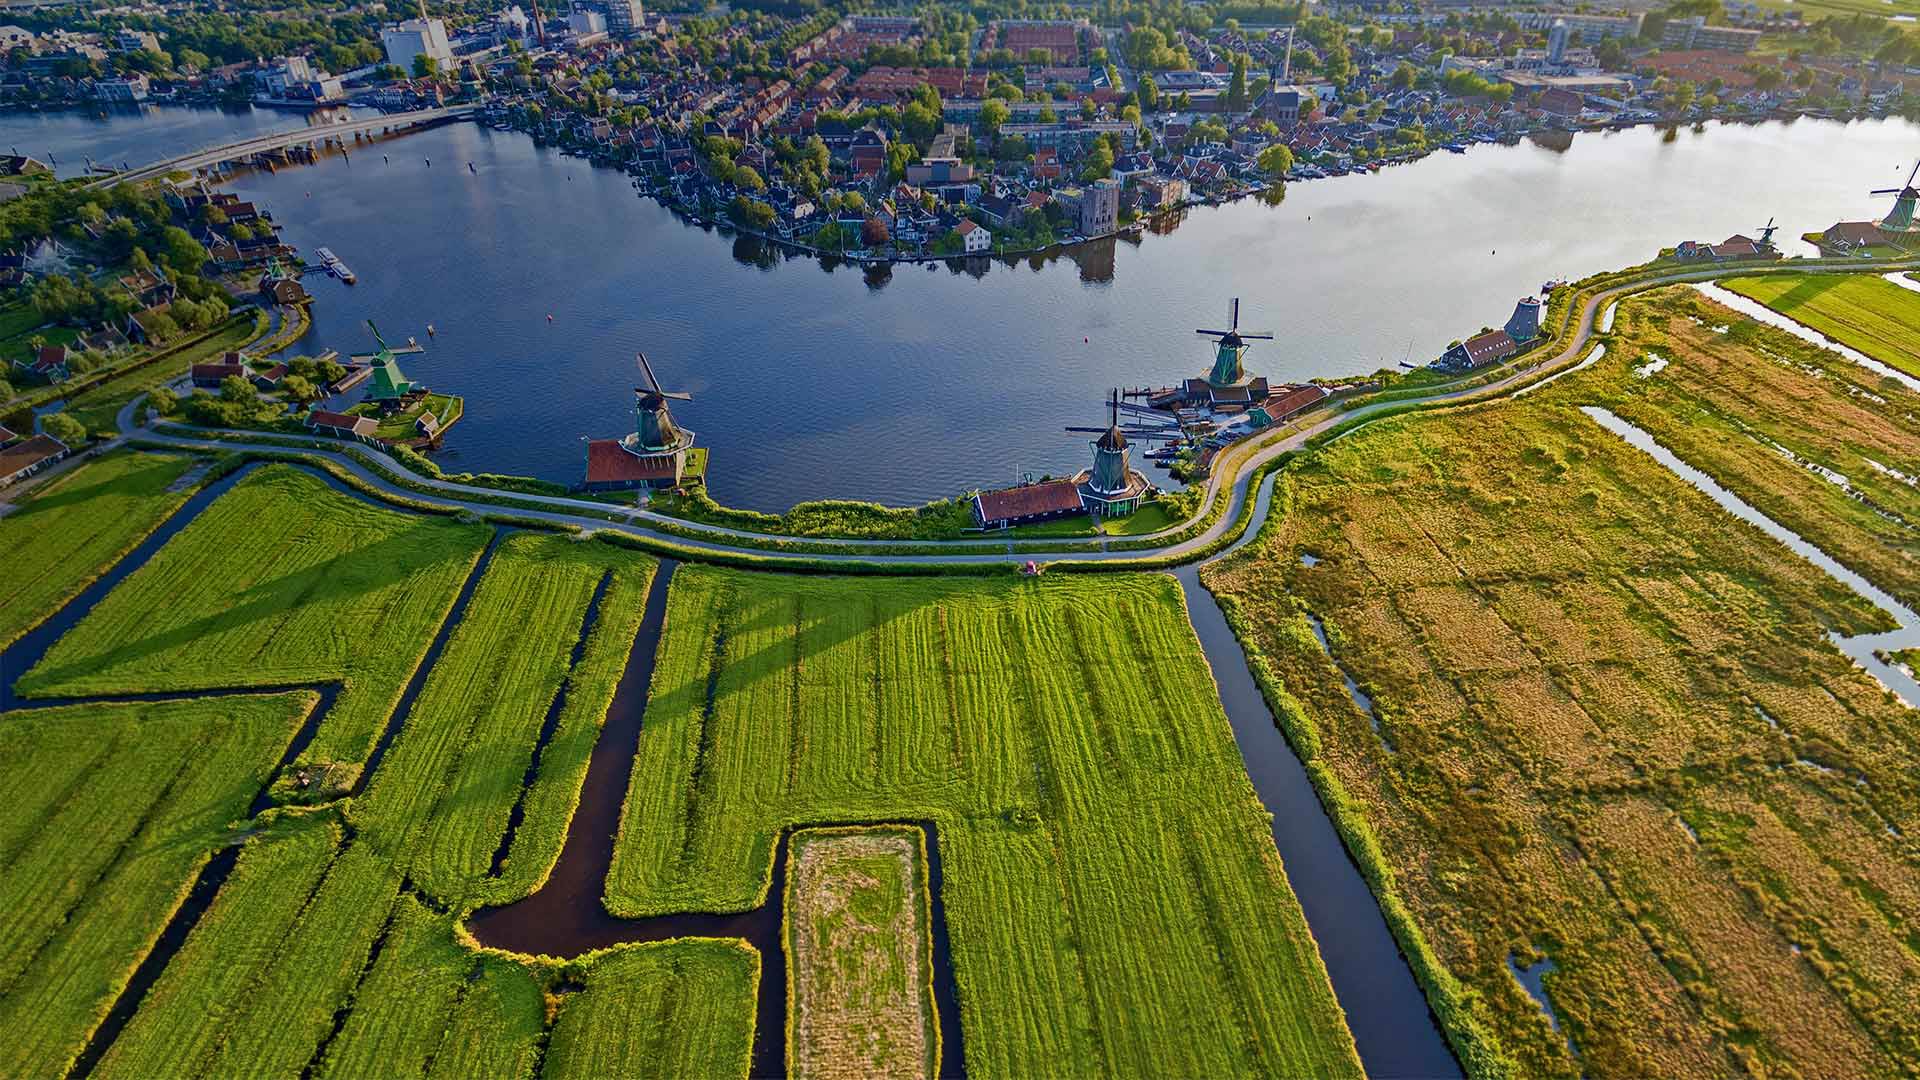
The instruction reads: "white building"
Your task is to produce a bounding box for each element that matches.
[956,218,991,253]
[382,17,454,74]
[568,9,606,38]
[96,74,150,102]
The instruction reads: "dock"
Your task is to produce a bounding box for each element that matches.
[314,245,357,284]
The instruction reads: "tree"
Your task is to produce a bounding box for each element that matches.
[149,386,180,415]
[730,195,775,229]
[980,98,1010,135]
[734,165,766,192]
[1257,144,1295,176]
[1228,53,1249,111]
[1139,73,1159,112]
[1391,62,1418,90]
[860,215,889,248]
[219,374,254,404]
[413,54,440,79]
[1080,138,1115,182]
[40,411,85,446]
[157,227,207,276]
[281,374,318,403]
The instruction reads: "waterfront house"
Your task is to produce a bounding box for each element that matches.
[954,218,991,253]
[972,478,1086,529]
[1443,329,1519,369]
[308,409,380,444]
[0,433,69,488]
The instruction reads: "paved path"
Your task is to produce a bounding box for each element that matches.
[121,258,1920,568]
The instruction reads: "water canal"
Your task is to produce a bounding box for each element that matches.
[19,105,1920,510]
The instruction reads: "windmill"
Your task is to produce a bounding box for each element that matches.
[631,352,694,454]
[1195,298,1274,388]
[1871,158,1920,236]
[1066,390,1171,500]
[1756,216,1779,249]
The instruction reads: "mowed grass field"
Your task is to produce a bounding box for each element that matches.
[14,464,493,772]
[1579,286,1920,611]
[1206,387,1920,1075]
[0,450,198,649]
[0,693,317,1077]
[1723,272,1920,378]
[786,826,937,1080]
[5,466,762,1078]
[608,567,1364,1079]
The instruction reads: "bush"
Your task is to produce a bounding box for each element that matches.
[39,410,85,445]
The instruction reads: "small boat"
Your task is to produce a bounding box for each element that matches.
[426,323,436,337]
[468,162,476,173]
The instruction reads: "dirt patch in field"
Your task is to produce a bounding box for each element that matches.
[787,827,935,1080]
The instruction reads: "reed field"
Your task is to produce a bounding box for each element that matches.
[786,826,937,1080]
[13,464,493,770]
[608,567,1364,1079]
[0,449,197,649]
[1570,286,1920,611]
[1723,272,1920,378]
[0,694,317,1078]
[1205,387,1920,1078]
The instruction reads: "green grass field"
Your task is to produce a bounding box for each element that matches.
[0,693,317,1078]
[0,450,198,649]
[350,531,655,909]
[14,464,492,771]
[608,567,1364,1079]
[1722,272,1920,379]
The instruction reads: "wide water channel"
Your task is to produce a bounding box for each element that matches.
[20,105,1920,510]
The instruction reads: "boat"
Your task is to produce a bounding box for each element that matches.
[315,246,357,285]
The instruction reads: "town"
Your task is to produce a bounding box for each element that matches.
[2,0,1919,263]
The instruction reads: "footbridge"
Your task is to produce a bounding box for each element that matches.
[87,103,481,189]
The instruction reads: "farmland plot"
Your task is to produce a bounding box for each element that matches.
[1553,285,1920,611]
[13,465,493,771]
[1722,271,1920,378]
[0,693,316,1078]
[608,568,1363,1079]
[1206,398,1920,1079]
[786,826,937,1080]
[0,449,197,649]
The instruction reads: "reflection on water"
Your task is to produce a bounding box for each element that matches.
[17,107,1918,510]
[1582,406,1920,704]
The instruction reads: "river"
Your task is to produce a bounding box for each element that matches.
[23,105,1920,510]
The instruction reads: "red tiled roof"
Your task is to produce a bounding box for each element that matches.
[585,438,679,483]
[974,479,1083,524]
[1259,383,1329,421]
[1463,329,1517,364]
[0,433,67,477]
[308,410,377,437]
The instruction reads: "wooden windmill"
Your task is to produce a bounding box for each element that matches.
[632,352,694,455]
[1872,158,1920,237]
[1195,298,1273,388]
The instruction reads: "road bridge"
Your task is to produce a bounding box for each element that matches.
[88,104,480,189]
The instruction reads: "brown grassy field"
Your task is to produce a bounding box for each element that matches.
[1558,285,1920,612]
[786,826,935,1080]
[1205,391,1920,1078]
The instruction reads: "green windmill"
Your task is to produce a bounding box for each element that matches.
[1195,298,1274,389]
[362,320,423,407]
[1873,158,1920,238]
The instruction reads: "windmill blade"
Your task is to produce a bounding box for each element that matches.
[660,391,692,401]
[1065,426,1111,434]
[1229,297,1240,330]
[1872,188,1903,196]
[1238,332,1276,340]
[1906,156,1920,191]
[636,351,663,393]
[1196,328,1233,336]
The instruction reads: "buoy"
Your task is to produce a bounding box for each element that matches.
[468,162,476,173]
[547,313,554,322]
[426,158,431,166]
[427,323,436,336]
[383,154,389,163]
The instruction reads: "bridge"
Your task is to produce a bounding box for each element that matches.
[88,103,481,189]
